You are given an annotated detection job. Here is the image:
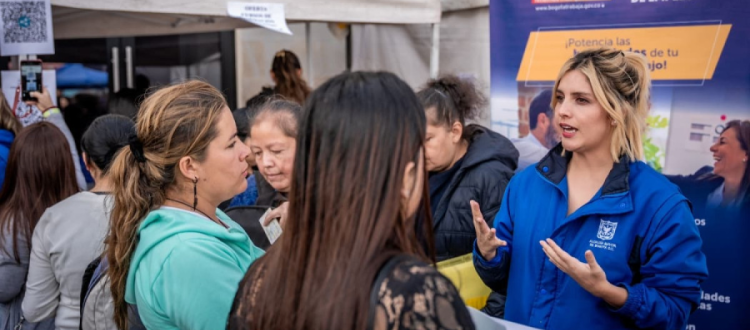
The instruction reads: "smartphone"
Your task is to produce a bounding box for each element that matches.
[20,60,43,101]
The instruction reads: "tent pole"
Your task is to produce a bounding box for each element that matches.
[429,23,440,79]
[306,22,313,86]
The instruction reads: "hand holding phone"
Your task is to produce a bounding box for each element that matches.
[23,88,55,112]
[20,60,43,102]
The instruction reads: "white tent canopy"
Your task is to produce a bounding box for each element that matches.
[51,0,442,39]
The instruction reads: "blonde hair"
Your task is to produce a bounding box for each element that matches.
[0,92,21,135]
[551,48,651,162]
[106,80,227,329]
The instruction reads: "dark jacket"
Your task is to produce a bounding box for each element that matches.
[666,166,750,216]
[430,125,518,261]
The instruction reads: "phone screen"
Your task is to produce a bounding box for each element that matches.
[21,61,43,101]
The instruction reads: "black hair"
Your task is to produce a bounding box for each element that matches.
[416,74,487,140]
[529,89,553,130]
[80,114,135,175]
[233,71,433,330]
[252,99,302,139]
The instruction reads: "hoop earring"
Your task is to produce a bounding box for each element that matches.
[192,177,198,211]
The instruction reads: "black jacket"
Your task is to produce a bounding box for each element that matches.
[666,166,750,217]
[430,125,518,261]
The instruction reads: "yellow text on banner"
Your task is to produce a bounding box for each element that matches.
[517,24,732,81]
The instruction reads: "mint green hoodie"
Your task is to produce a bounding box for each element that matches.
[124,207,263,330]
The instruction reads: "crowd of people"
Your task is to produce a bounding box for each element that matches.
[0,47,748,330]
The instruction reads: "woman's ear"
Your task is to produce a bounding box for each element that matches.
[401,161,417,203]
[178,156,199,182]
[82,152,97,177]
[451,121,464,144]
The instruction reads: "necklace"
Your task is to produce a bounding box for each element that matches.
[165,198,228,229]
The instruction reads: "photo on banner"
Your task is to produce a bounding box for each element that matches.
[489,0,749,329]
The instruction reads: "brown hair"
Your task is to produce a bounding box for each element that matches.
[106,80,228,329]
[0,92,21,135]
[552,48,651,162]
[0,122,79,262]
[723,120,750,203]
[271,50,311,104]
[231,71,433,329]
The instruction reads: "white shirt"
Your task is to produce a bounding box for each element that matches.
[511,134,549,173]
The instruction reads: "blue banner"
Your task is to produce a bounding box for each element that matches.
[490,1,750,329]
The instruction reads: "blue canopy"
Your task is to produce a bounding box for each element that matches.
[56,64,108,88]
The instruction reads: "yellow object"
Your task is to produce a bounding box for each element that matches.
[437,253,491,309]
[517,24,732,81]
[43,108,60,118]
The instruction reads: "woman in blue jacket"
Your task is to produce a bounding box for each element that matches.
[472,48,708,330]
[0,94,21,188]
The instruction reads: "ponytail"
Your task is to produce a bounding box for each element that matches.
[271,50,311,104]
[107,145,165,329]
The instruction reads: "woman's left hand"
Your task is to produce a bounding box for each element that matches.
[540,238,610,297]
[265,202,289,228]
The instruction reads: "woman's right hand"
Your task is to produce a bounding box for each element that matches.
[471,200,507,261]
[25,88,56,112]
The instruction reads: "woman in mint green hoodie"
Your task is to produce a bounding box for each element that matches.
[104,80,264,330]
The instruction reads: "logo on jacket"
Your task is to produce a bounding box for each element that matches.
[597,220,618,241]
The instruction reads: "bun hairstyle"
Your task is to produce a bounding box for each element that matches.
[81,114,135,175]
[271,50,311,105]
[551,48,651,162]
[416,74,487,140]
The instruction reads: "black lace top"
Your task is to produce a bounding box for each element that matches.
[227,257,475,330]
[371,257,475,330]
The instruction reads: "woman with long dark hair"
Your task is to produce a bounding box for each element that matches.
[267,49,311,105]
[22,115,134,330]
[228,71,475,330]
[0,122,79,330]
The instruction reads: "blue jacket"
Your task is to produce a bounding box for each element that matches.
[0,129,13,189]
[474,145,708,330]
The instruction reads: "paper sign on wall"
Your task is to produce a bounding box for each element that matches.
[1,70,57,127]
[227,2,292,35]
[0,0,55,56]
